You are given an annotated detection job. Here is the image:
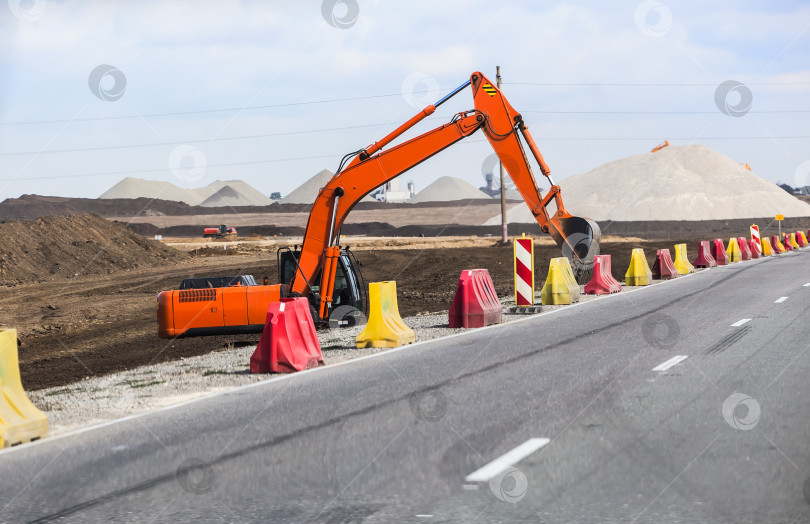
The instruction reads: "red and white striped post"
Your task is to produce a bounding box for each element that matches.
[750,224,761,255]
[514,233,534,306]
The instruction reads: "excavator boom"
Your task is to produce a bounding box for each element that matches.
[292,71,600,316]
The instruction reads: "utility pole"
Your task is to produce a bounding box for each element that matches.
[497,66,508,243]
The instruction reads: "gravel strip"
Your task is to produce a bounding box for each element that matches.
[28,276,688,437]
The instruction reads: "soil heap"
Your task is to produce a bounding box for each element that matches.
[487,145,810,223]
[0,214,188,286]
[410,176,492,203]
[100,178,272,207]
[280,169,334,204]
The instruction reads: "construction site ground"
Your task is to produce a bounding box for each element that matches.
[31,275,686,437]
[3,235,696,395]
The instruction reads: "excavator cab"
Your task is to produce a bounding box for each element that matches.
[278,247,367,326]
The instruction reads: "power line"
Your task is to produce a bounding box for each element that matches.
[0,121,409,156]
[2,136,806,184]
[506,81,810,87]
[3,112,809,157]
[0,90,442,126]
[523,110,810,114]
[0,139,489,182]
[536,136,810,140]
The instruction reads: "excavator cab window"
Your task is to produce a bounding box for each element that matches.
[334,253,363,313]
[277,248,365,317]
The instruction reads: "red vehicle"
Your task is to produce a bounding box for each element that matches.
[203,224,237,238]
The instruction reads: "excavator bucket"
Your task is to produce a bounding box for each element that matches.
[548,216,601,285]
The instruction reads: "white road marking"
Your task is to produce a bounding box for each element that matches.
[462,484,479,490]
[652,355,688,372]
[415,515,433,518]
[464,438,550,483]
[804,283,810,287]
[731,319,751,327]
[774,297,788,303]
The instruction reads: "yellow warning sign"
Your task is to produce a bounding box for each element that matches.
[775,214,784,221]
[481,83,497,97]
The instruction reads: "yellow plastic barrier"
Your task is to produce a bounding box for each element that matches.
[356,281,415,348]
[673,243,695,274]
[777,238,787,252]
[0,329,48,447]
[540,257,581,305]
[801,232,809,246]
[625,248,652,286]
[790,233,800,249]
[760,238,773,256]
[726,238,742,263]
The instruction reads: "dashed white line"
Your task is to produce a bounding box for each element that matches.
[731,319,751,327]
[804,283,810,287]
[774,297,788,303]
[652,355,688,372]
[464,438,550,483]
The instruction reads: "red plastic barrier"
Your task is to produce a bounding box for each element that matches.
[585,254,622,294]
[737,237,752,260]
[692,241,717,268]
[651,249,678,280]
[782,234,794,251]
[250,297,324,373]
[796,231,806,247]
[711,239,729,266]
[749,239,761,259]
[448,269,502,328]
[771,236,784,254]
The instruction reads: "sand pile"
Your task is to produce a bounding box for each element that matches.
[281,169,334,204]
[0,214,188,286]
[281,169,378,204]
[100,178,193,204]
[486,145,810,223]
[410,176,492,203]
[99,178,272,207]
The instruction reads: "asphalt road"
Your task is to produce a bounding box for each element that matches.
[2,250,810,523]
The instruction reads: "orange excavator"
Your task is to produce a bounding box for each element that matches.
[651,140,669,153]
[157,71,600,338]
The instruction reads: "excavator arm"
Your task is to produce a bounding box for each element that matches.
[290,71,600,319]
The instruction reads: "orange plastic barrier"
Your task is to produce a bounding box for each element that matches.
[449,269,502,328]
[651,249,678,280]
[584,254,622,294]
[250,297,324,373]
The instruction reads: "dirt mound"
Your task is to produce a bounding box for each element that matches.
[199,185,249,207]
[99,177,272,207]
[281,169,334,204]
[0,214,189,286]
[0,194,195,220]
[488,145,810,223]
[410,176,492,203]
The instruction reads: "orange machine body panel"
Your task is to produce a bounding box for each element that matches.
[157,284,283,338]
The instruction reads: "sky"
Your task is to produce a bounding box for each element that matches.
[0,0,809,201]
